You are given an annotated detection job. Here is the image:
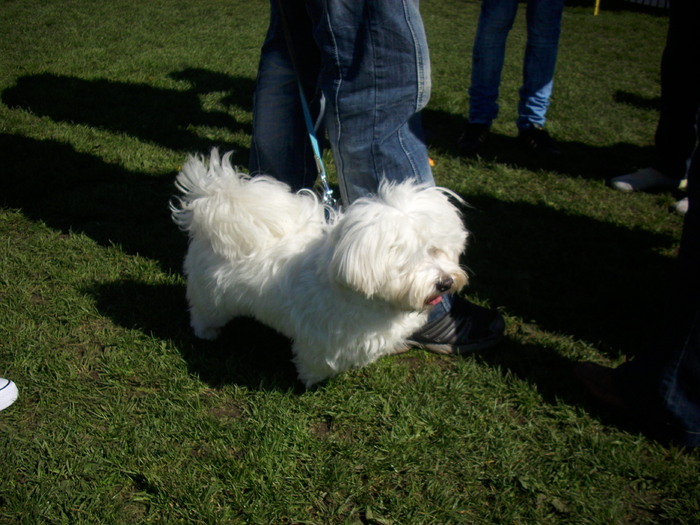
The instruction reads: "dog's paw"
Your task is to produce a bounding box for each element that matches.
[193,325,221,341]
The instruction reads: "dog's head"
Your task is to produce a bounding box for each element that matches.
[327,180,469,311]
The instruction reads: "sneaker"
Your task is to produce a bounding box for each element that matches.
[457,123,491,156]
[675,196,688,215]
[0,378,18,411]
[517,125,561,156]
[610,167,684,192]
[408,295,505,354]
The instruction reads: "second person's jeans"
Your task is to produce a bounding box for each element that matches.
[468,0,565,130]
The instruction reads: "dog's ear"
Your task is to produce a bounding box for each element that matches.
[327,212,394,297]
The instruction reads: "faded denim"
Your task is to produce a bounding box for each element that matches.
[250,0,434,205]
[468,0,565,130]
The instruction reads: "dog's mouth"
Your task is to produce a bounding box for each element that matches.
[426,294,443,306]
[425,275,455,306]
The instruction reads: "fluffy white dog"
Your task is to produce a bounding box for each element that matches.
[171,150,469,387]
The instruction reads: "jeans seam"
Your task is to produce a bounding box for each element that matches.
[398,0,426,179]
[369,3,380,189]
[323,8,349,204]
[402,0,426,111]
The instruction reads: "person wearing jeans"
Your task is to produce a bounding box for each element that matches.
[250,0,435,204]
[459,0,565,156]
[250,0,504,354]
[610,0,698,210]
[575,107,700,448]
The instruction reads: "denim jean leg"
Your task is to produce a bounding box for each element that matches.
[469,0,519,125]
[658,120,700,447]
[516,0,564,130]
[616,110,700,446]
[653,0,700,180]
[307,0,434,204]
[658,312,700,446]
[250,0,321,191]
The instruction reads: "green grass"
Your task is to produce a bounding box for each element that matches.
[1,0,698,523]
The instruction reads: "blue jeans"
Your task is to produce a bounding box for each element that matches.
[653,0,700,181]
[468,0,564,130]
[250,0,435,205]
[615,107,700,447]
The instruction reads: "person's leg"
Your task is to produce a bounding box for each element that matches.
[516,0,564,131]
[468,0,519,126]
[654,312,700,447]
[249,0,322,191]
[577,109,700,447]
[610,0,699,193]
[654,105,700,446]
[306,0,434,204]
[653,0,700,182]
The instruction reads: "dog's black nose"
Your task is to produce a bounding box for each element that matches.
[436,277,454,293]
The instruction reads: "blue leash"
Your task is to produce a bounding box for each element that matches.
[296,79,337,211]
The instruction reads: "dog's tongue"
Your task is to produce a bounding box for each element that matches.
[428,295,443,306]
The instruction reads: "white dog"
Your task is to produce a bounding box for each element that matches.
[171,150,469,387]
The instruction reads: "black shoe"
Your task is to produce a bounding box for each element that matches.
[518,125,561,156]
[573,362,632,412]
[408,295,504,355]
[574,362,694,448]
[458,123,491,156]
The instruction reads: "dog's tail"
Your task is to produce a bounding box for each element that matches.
[170,149,326,257]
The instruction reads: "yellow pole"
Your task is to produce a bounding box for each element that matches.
[594,0,600,16]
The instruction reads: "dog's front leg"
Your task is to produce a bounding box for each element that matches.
[186,285,229,341]
[291,342,337,389]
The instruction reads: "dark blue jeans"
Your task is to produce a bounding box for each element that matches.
[653,0,700,181]
[616,107,700,447]
[250,0,435,205]
[468,0,565,130]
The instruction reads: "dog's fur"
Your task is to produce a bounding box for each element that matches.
[171,150,469,387]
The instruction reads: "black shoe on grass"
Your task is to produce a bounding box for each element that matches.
[458,123,491,156]
[408,295,504,355]
[518,125,561,156]
[518,125,561,157]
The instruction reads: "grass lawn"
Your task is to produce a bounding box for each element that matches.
[1,0,698,523]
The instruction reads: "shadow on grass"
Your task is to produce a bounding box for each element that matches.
[86,279,302,392]
[422,108,659,182]
[614,89,662,112]
[474,338,584,406]
[2,70,255,152]
[473,337,685,447]
[5,70,664,185]
[0,133,187,273]
[460,193,679,358]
